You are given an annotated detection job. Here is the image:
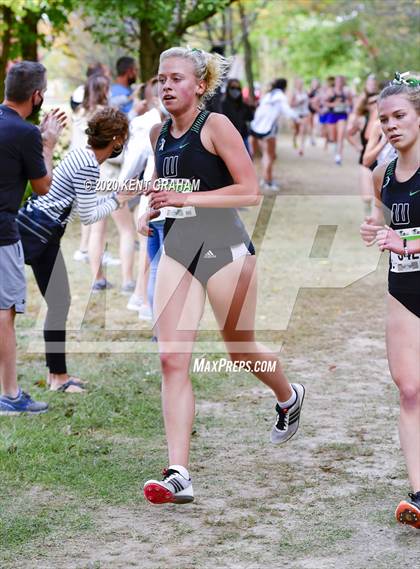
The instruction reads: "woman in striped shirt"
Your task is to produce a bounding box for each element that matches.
[21,107,131,392]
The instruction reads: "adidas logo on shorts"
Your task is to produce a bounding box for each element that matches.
[203,250,216,259]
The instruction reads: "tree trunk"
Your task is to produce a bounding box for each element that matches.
[0,5,13,101]
[238,1,255,103]
[220,9,227,47]
[226,6,235,56]
[20,11,39,61]
[353,30,381,75]
[139,19,169,82]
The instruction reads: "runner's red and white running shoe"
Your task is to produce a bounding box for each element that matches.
[144,465,194,505]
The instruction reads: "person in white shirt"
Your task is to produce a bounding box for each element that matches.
[250,78,298,191]
[118,77,166,322]
[71,73,110,262]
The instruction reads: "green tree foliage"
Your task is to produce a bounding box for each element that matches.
[82,0,237,80]
[250,0,419,86]
[0,0,74,99]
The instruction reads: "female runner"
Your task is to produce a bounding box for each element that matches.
[350,75,379,214]
[326,75,352,164]
[360,73,420,529]
[249,78,298,191]
[139,47,305,505]
[307,78,321,145]
[290,77,310,156]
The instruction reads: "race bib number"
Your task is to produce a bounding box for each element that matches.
[165,206,196,219]
[390,227,420,273]
[156,178,197,219]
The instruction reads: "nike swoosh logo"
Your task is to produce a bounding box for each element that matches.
[409,190,420,196]
[179,143,190,149]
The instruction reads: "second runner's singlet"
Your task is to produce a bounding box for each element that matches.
[381,158,420,300]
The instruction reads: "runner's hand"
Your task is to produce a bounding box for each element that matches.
[40,108,67,148]
[137,210,160,237]
[375,225,404,254]
[149,190,186,210]
[360,216,384,246]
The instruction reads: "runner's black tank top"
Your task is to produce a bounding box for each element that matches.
[381,158,420,293]
[155,110,250,250]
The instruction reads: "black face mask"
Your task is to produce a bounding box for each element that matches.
[128,76,136,86]
[109,144,124,159]
[27,93,44,122]
[228,88,241,100]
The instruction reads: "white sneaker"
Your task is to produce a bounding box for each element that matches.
[126,294,143,311]
[138,304,152,321]
[102,251,121,266]
[335,154,342,165]
[270,383,305,444]
[144,465,194,504]
[73,250,89,263]
[262,181,280,193]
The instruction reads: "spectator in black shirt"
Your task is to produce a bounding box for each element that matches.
[221,78,254,154]
[204,45,225,114]
[0,61,65,415]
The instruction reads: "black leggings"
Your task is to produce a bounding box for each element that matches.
[31,242,71,374]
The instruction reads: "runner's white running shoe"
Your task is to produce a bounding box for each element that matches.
[144,465,194,504]
[102,251,121,266]
[73,249,89,263]
[270,383,305,444]
[126,294,143,311]
[138,304,152,321]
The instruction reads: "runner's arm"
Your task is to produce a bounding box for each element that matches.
[362,122,387,167]
[360,164,387,245]
[186,113,260,208]
[137,124,162,236]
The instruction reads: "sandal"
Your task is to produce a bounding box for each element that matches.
[50,378,86,393]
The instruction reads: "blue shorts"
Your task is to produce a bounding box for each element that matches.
[326,112,347,124]
[319,113,329,124]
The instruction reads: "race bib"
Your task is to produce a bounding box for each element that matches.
[156,178,197,219]
[165,206,196,219]
[390,227,420,273]
[333,104,347,113]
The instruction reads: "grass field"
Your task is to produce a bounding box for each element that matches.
[1,137,418,569]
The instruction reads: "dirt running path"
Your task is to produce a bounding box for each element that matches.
[15,137,419,569]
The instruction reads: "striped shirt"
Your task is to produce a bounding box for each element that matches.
[34,147,117,225]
